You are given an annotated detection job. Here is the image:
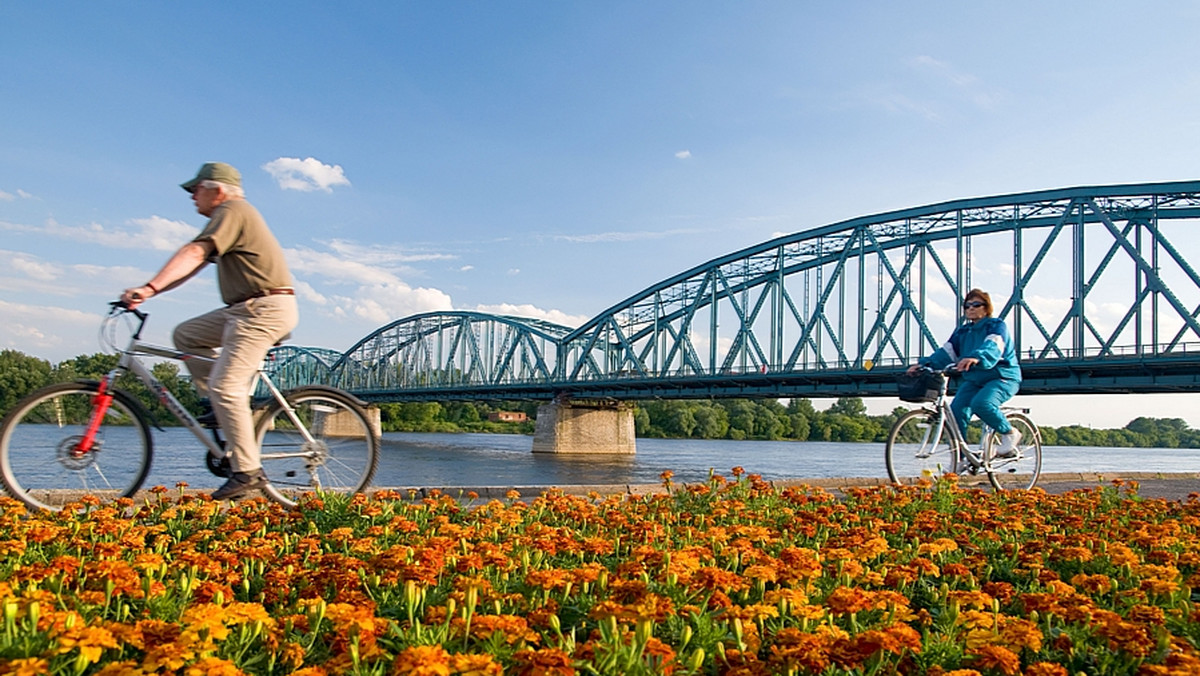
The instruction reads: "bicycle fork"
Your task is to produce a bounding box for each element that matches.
[75,373,119,455]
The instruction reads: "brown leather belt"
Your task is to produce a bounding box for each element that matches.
[228,288,295,306]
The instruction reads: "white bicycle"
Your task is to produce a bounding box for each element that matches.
[0,303,379,511]
[886,366,1042,490]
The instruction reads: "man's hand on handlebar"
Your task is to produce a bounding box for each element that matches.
[119,285,157,310]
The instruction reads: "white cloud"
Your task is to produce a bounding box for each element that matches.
[0,299,100,359]
[343,284,453,324]
[0,216,197,252]
[459,265,474,272]
[9,255,59,281]
[0,190,12,201]
[323,239,455,264]
[675,150,692,159]
[507,268,520,276]
[474,303,587,328]
[285,245,454,325]
[262,157,351,192]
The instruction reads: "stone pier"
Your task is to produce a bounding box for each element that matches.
[531,401,636,454]
[273,406,381,438]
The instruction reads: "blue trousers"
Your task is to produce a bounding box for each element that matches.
[951,378,1020,436]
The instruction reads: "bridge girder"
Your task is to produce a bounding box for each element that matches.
[282,180,1200,399]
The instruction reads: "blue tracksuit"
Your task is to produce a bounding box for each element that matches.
[922,317,1022,435]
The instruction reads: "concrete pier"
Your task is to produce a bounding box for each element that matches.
[531,401,636,454]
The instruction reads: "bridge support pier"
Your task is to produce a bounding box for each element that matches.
[531,401,636,454]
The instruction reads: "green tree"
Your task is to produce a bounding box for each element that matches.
[692,403,729,439]
[0,350,53,415]
[828,396,867,417]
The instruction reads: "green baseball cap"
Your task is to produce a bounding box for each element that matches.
[180,162,242,193]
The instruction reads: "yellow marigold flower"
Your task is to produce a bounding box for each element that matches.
[392,645,452,676]
[1023,663,1069,676]
[448,653,502,676]
[959,610,995,631]
[5,657,49,676]
[947,590,994,611]
[997,617,1043,653]
[183,657,244,676]
[918,537,959,556]
[93,660,147,675]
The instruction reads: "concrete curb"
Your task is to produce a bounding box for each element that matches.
[370,471,1200,501]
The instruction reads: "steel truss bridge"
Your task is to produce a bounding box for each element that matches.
[267,180,1200,403]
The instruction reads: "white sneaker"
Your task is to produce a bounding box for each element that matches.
[994,429,1022,458]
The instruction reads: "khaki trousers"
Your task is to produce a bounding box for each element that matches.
[173,295,299,473]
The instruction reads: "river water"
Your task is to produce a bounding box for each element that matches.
[137,428,1200,490]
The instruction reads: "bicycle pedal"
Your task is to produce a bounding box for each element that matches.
[205,452,232,479]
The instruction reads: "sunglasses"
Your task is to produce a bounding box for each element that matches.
[963,301,986,309]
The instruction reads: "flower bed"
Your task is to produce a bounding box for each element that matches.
[1,471,1199,675]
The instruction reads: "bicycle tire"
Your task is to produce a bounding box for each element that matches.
[255,387,379,508]
[885,408,959,484]
[0,381,153,511]
[985,412,1042,490]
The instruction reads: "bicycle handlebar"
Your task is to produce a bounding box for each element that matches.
[107,301,149,340]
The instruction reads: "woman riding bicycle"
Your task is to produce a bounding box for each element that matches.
[907,289,1023,456]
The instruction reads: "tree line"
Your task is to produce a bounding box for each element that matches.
[3,348,1198,448]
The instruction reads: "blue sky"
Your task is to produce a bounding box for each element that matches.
[5,2,1200,427]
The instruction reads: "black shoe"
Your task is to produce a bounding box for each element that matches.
[211,470,268,500]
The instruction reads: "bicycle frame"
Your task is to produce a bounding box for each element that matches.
[916,368,1026,473]
[82,308,316,463]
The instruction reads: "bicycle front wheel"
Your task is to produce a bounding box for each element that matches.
[985,412,1042,490]
[0,382,153,511]
[255,388,379,508]
[885,408,959,484]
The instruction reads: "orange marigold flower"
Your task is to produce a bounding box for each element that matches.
[512,647,576,676]
[392,645,452,676]
[1023,663,1068,676]
[769,627,831,672]
[969,645,1021,675]
[93,660,145,675]
[824,586,873,616]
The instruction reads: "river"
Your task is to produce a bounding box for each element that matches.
[135,428,1200,490]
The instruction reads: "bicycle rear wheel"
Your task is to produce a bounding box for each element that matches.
[255,387,378,508]
[885,408,959,484]
[0,382,153,511]
[985,412,1042,490]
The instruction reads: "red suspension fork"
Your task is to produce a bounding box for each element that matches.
[75,379,115,454]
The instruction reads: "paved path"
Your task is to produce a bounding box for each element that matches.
[394,471,1200,502]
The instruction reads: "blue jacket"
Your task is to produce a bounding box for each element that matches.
[923,317,1022,385]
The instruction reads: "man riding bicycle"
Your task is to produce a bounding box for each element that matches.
[120,162,299,500]
[906,288,1023,457]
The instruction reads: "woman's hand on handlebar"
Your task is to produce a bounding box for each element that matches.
[955,357,980,372]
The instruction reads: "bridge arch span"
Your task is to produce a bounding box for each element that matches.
[329,311,575,400]
[558,180,1200,397]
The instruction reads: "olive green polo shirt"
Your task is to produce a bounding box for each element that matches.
[193,199,293,306]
